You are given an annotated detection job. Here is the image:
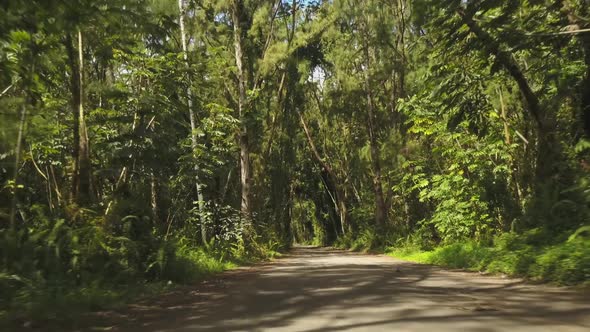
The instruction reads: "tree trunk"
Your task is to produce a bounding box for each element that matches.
[560,0,590,137]
[364,76,388,229]
[231,0,252,220]
[9,102,27,227]
[178,0,207,244]
[458,10,545,132]
[65,34,80,202]
[150,171,159,224]
[77,30,92,205]
[394,0,408,99]
[457,9,558,182]
[582,37,590,138]
[65,30,92,206]
[361,28,388,229]
[298,111,348,233]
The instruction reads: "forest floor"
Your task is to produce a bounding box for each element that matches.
[50,247,590,331]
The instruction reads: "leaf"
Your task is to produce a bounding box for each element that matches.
[568,226,590,242]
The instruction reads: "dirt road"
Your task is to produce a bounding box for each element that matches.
[77,247,590,332]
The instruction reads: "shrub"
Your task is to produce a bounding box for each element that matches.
[388,228,590,285]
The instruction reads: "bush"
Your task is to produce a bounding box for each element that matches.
[427,242,493,270]
[388,228,590,285]
[531,237,590,284]
[0,204,275,326]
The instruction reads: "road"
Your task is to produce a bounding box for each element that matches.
[77,247,590,332]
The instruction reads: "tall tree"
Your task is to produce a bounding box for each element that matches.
[360,10,388,229]
[178,0,207,244]
[230,0,252,220]
[65,29,93,206]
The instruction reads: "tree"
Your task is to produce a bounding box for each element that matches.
[65,29,93,206]
[230,0,252,220]
[178,0,207,244]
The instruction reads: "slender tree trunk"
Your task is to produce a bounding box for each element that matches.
[178,0,207,244]
[221,168,232,204]
[150,171,159,223]
[498,88,524,216]
[77,30,92,205]
[66,30,92,206]
[364,78,388,229]
[499,89,512,145]
[43,165,54,212]
[9,103,27,227]
[65,34,80,201]
[231,0,252,220]
[50,165,63,206]
[458,10,544,132]
[560,0,590,137]
[298,111,347,234]
[395,0,408,99]
[457,9,558,182]
[361,27,388,229]
[582,39,590,138]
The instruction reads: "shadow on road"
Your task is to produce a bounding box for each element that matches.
[71,247,590,332]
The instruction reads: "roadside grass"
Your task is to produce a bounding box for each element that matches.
[386,231,590,286]
[0,243,277,330]
[1,280,173,329]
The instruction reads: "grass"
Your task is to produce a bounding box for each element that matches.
[1,281,173,329]
[0,243,275,330]
[387,231,590,286]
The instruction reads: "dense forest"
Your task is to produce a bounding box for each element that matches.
[1,0,590,324]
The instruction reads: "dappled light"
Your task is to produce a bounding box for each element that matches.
[72,248,590,331]
[1,0,589,329]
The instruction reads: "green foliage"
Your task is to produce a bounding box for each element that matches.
[335,228,383,252]
[396,92,512,242]
[388,229,590,285]
[156,239,236,284]
[0,207,273,325]
[531,237,590,285]
[292,199,323,245]
[2,0,590,327]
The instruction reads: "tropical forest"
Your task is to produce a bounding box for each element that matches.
[1,0,590,330]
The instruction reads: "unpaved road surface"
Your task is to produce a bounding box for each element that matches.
[75,247,589,332]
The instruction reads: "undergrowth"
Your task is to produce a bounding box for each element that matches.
[334,228,387,252]
[0,207,279,328]
[386,228,590,286]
